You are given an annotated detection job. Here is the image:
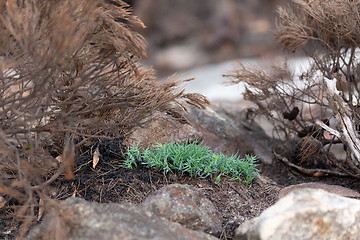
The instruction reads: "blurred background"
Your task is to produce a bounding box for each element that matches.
[126,0,309,102]
[129,0,288,76]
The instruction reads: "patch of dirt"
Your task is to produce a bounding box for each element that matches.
[2,140,360,240]
[53,150,280,240]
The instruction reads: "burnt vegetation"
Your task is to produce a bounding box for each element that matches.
[227,0,360,177]
[0,0,208,238]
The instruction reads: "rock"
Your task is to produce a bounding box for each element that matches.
[278,182,360,200]
[189,105,243,139]
[124,111,202,149]
[141,184,223,236]
[211,101,254,127]
[186,104,275,164]
[26,197,218,240]
[235,188,360,240]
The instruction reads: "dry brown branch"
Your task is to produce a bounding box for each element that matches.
[273,150,351,178]
[0,0,209,237]
[276,0,360,52]
[297,136,322,163]
[317,78,360,163]
[228,0,360,178]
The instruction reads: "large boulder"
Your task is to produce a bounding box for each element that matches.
[26,197,218,240]
[141,184,223,236]
[235,188,360,240]
[186,104,275,164]
[124,111,202,149]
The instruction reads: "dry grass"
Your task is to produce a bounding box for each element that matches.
[276,0,360,52]
[0,0,209,238]
[227,0,360,178]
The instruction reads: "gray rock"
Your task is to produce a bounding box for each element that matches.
[189,105,242,139]
[187,105,275,164]
[124,111,202,149]
[26,197,219,240]
[235,188,360,240]
[141,184,223,236]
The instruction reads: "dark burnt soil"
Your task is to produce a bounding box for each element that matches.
[1,141,360,240]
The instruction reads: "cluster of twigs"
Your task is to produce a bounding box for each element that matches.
[227,0,360,178]
[0,0,208,238]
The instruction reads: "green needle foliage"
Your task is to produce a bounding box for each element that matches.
[123,141,259,186]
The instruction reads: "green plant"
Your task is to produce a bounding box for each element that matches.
[123,141,259,185]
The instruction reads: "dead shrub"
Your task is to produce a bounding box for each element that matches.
[0,0,208,238]
[227,0,360,178]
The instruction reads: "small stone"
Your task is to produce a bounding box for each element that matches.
[278,182,360,199]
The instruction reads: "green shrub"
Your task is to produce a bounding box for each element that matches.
[123,141,259,185]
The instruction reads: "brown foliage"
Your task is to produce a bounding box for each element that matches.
[0,0,208,238]
[276,0,360,52]
[227,0,360,178]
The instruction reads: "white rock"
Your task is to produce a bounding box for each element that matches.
[235,188,360,240]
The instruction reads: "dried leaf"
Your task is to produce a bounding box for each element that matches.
[92,146,100,169]
[37,198,44,221]
[62,138,76,180]
[0,196,6,209]
[55,155,62,162]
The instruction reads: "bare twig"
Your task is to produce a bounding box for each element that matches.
[227,0,360,177]
[273,150,351,178]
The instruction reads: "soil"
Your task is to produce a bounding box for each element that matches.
[2,140,360,240]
